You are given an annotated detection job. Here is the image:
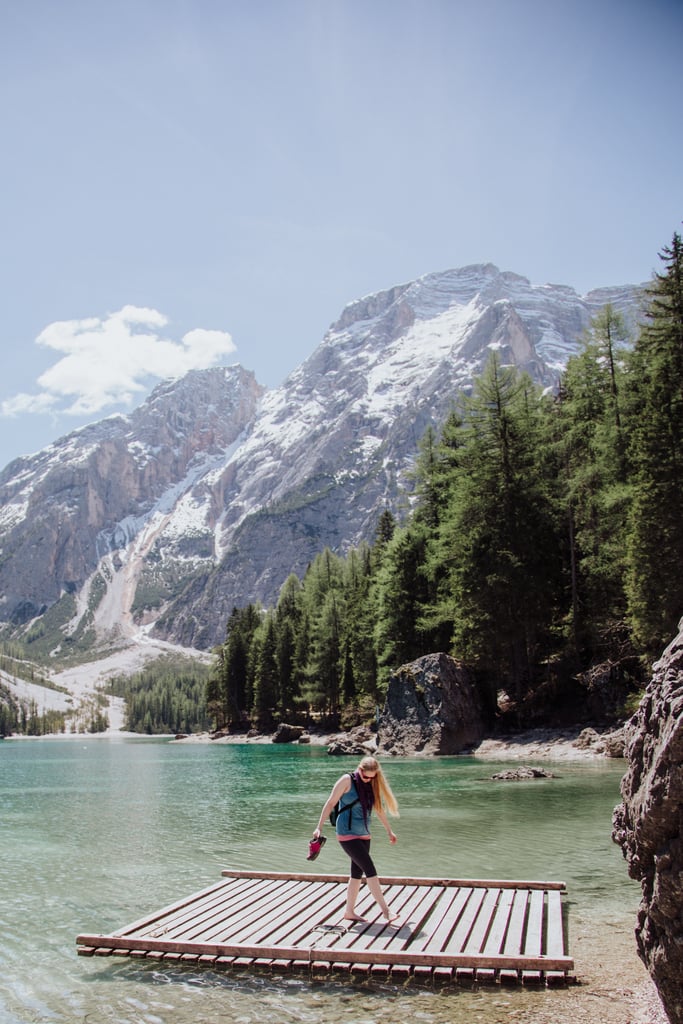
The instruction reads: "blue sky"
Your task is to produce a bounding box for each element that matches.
[1,0,681,472]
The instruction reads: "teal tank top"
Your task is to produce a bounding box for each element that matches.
[335,777,372,837]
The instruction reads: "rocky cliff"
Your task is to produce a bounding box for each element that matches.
[613,622,683,1024]
[378,652,488,755]
[0,366,263,641]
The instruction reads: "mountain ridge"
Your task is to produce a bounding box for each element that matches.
[0,263,646,658]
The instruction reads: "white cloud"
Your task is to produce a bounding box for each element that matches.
[1,391,58,417]
[1,306,237,418]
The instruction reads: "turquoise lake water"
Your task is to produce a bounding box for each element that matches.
[0,737,640,1024]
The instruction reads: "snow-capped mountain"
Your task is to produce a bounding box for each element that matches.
[0,264,644,655]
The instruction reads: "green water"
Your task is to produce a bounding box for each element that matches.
[0,737,639,1023]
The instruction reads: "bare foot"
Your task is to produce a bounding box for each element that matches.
[343,914,367,923]
[384,913,403,926]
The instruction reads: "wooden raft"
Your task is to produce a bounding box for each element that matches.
[77,869,574,985]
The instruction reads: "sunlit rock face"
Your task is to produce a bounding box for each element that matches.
[379,652,488,755]
[613,623,683,1024]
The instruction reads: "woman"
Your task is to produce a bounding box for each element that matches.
[313,755,401,925]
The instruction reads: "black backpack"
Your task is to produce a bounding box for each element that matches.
[329,773,359,827]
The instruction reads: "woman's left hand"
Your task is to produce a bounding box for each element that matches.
[388,831,397,844]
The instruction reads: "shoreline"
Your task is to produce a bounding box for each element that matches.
[169,723,625,761]
[3,723,626,761]
[467,725,625,761]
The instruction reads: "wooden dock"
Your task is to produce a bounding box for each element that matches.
[77,870,574,986]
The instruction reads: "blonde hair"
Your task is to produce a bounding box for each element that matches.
[359,755,399,817]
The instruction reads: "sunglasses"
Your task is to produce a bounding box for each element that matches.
[359,769,377,780]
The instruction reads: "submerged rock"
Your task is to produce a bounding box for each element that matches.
[613,622,683,1024]
[491,766,555,781]
[378,652,487,756]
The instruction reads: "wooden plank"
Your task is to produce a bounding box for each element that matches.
[128,876,261,940]
[75,931,573,971]
[443,886,487,953]
[140,883,259,944]
[390,963,412,981]
[524,889,545,956]
[503,889,529,955]
[545,888,565,957]
[389,882,446,943]
[194,879,324,945]
[462,887,501,954]
[330,884,427,955]
[408,885,472,954]
[141,877,270,941]
[203,884,287,940]
[544,888,569,985]
[293,880,430,964]
[220,869,566,890]
[249,882,343,946]
[482,888,515,956]
[521,888,545,983]
[113,877,235,938]
[202,877,331,947]
[301,883,415,958]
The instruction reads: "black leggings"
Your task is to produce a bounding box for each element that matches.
[340,838,377,879]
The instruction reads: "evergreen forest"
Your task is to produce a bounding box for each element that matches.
[105,656,212,734]
[207,231,683,736]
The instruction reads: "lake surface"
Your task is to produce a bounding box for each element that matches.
[0,737,641,1024]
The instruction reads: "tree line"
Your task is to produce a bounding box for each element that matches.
[0,684,109,736]
[207,230,683,734]
[105,656,212,734]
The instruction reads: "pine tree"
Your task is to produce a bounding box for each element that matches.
[438,353,561,701]
[412,411,465,532]
[551,307,632,657]
[306,590,344,716]
[275,574,305,718]
[373,522,431,681]
[252,613,279,730]
[373,508,397,556]
[341,543,377,697]
[626,231,683,652]
[215,604,262,727]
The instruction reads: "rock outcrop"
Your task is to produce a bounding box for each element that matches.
[612,623,683,1024]
[327,726,377,757]
[378,652,487,755]
[271,723,306,743]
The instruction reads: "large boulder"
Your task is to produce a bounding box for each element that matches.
[271,723,306,743]
[378,652,487,756]
[612,623,683,1024]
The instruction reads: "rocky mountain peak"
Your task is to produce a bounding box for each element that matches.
[0,265,645,653]
[0,364,263,630]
